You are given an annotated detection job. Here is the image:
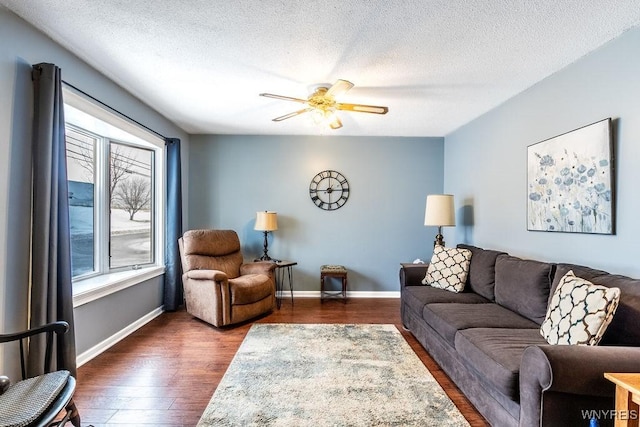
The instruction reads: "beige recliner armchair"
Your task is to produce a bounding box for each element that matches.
[178,229,277,327]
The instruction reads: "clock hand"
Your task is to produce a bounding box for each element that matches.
[320,186,339,193]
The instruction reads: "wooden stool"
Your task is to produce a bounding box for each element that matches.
[320,265,347,303]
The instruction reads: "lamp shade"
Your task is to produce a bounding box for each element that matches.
[424,195,455,226]
[254,211,278,231]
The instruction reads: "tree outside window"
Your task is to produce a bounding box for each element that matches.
[66,127,155,276]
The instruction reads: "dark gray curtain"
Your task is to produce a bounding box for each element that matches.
[28,63,76,377]
[164,138,183,310]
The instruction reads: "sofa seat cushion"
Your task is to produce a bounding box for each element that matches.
[423,303,540,346]
[229,274,273,305]
[455,328,547,400]
[403,286,489,316]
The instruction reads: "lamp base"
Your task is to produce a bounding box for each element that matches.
[258,231,275,261]
[434,233,445,247]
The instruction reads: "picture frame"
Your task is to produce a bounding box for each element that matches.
[527,118,614,234]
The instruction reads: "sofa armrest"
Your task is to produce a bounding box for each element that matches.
[520,344,640,427]
[186,269,228,282]
[523,344,640,396]
[399,264,428,287]
[241,261,277,276]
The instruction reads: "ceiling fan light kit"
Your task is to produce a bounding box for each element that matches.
[260,79,389,129]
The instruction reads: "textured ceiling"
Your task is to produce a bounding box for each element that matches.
[2,1,640,137]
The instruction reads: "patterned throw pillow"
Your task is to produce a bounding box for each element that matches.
[422,246,472,293]
[540,270,620,345]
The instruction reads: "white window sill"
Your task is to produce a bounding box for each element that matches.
[73,266,165,308]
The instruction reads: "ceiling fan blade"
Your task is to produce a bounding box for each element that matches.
[325,79,354,98]
[337,103,389,114]
[272,108,313,122]
[329,115,343,129]
[260,93,308,103]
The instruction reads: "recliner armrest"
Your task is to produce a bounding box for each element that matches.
[241,262,277,276]
[186,269,228,282]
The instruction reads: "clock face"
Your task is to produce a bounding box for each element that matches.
[309,170,350,211]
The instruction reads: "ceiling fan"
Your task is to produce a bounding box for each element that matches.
[259,79,389,129]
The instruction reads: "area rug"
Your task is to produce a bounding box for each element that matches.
[198,323,470,426]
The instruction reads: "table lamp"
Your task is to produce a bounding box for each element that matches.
[424,194,455,247]
[255,211,278,261]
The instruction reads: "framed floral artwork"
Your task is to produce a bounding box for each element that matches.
[527,118,614,234]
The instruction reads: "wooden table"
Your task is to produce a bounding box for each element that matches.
[604,373,640,427]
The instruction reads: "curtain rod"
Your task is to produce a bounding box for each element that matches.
[62,80,168,140]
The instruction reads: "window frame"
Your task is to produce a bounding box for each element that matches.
[106,138,157,271]
[63,86,165,307]
[65,124,100,279]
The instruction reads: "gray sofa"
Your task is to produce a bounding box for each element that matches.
[400,244,640,427]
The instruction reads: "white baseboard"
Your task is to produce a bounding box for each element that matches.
[278,291,400,298]
[76,306,164,367]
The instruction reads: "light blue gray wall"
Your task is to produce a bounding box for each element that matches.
[444,26,640,278]
[0,8,189,376]
[74,276,164,355]
[189,135,444,293]
[0,8,33,376]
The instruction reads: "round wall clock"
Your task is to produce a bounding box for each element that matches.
[309,170,350,211]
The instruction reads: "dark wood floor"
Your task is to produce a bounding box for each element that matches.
[75,298,489,426]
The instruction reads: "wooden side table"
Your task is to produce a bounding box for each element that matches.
[320,265,347,303]
[604,373,640,427]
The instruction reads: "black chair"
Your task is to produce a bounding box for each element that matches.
[0,321,80,427]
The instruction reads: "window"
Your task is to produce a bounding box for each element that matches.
[64,87,164,293]
[108,142,154,269]
[66,126,97,276]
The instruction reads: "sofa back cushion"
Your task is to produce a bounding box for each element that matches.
[457,244,507,301]
[549,263,609,301]
[554,263,640,346]
[541,270,620,345]
[494,255,555,324]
